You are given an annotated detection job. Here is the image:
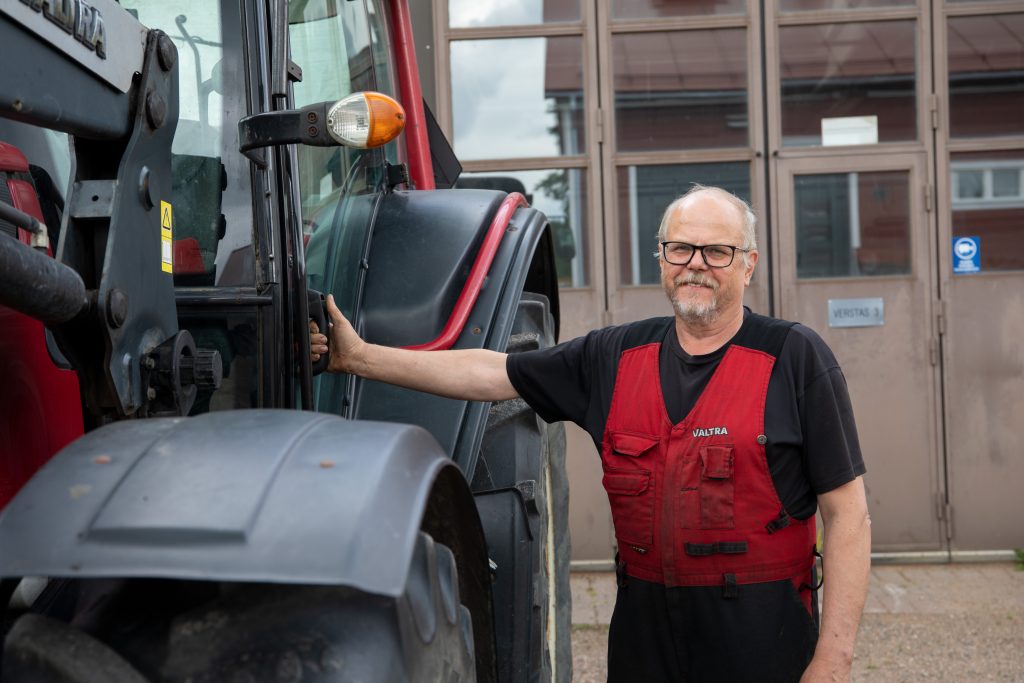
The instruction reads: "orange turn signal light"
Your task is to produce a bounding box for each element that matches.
[326,92,406,149]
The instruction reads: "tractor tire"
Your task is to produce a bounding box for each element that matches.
[3,613,150,683]
[158,531,474,682]
[4,533,475,683]
[477,292,572,683]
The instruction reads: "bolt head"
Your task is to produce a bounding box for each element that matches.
[106,289,129,328]
[146,91,167,129]
[156,32,177,72]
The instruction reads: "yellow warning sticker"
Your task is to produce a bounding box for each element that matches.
[160,200,173,273]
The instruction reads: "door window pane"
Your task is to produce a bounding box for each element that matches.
[612,0,745,19]
[614,30,748,152]
[951,152,1024,271]
[449,0,579,28]
[948,14,1024,139]
[794,171,911,279]
[993,169,1020,198]
[781,0,912,10]
[181,311,260,413]
[456,170,589,288]
[617,162,750,285]
[290,0,387,322]
[956,170,983,200]
[780,21,917,147]
[451,37,584,160]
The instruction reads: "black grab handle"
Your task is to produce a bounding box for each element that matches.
[308,289,329,376]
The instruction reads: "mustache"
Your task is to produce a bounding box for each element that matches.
[674,274,719,290]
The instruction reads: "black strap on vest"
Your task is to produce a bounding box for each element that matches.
[765,508,792,534]
[730,312,796,359]
[616,312,795,363]
[685,541,749,557]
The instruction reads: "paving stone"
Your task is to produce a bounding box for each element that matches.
[570,562,1024,680]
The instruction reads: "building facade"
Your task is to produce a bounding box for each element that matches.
[411,0,1024,562]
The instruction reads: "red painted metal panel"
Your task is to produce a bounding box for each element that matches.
[0,310,84,509]
[0,142,29,173]
[388,0,433,191]
[0,161,83,509]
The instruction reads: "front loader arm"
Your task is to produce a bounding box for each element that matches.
[0,0,217,419]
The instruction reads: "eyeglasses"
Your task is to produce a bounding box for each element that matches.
[660,241,749,268]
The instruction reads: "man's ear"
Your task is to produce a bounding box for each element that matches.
[744,250,759,286]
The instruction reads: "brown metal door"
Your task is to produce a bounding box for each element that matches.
[934,4,1024,552]
[775,153,945,551]
[940,174,1024,552]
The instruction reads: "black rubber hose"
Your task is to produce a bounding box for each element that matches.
[0,200,43,235]
[0,233,88,324]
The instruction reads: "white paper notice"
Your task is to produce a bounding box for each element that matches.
[821,116,879,146]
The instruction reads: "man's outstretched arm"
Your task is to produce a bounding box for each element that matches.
[310,294,519,403]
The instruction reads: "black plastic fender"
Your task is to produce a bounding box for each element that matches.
[0,410,490,606]
[354,188,559,479]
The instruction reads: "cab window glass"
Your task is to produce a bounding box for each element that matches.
[121,0,260,415]
[290,0,389,413]
[290,0,385,315]
[122,0,255,287]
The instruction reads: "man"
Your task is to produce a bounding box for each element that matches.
[310,185,871,682]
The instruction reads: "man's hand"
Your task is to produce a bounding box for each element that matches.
[799,654,848,682]
[801,476,871,683]
[309,294,366,374]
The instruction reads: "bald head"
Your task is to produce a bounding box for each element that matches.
[656,185,757,253]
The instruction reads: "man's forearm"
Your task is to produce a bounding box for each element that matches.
[810,478,872,678]
[356,343,518,402]
[315,294,518,402]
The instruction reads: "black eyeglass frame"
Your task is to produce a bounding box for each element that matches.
[659,241,750,268]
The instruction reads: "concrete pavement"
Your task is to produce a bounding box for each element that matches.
[569,562,1024,682]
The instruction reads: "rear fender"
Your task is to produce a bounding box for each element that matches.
[354,189,558,476]
[0,410,488,605]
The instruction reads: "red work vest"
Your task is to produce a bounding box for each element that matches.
[600,339,816,592]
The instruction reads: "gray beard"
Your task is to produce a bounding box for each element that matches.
[669,274,719,325]
[672,296,718,325]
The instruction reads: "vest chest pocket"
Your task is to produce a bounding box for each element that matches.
[602,468,655,546]
[698,445,735,529]
[609,432,659,460]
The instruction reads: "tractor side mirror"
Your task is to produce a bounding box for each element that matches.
[238,92,405,167]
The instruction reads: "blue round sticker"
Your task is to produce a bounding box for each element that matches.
[954,237,977,260]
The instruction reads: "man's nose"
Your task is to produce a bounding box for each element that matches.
[688,251,710,270]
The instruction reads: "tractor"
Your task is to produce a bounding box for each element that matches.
[0,0,570,680]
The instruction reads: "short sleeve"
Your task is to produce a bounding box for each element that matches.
[506,333,595,427]
[766,324,866,518]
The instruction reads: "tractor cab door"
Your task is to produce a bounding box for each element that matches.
[287,0,403,416]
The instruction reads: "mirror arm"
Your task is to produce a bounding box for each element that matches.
[238,102,337,165]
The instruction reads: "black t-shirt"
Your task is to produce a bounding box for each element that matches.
[506,310,865,520]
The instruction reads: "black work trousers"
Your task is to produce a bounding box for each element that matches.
[607,571,818,683]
